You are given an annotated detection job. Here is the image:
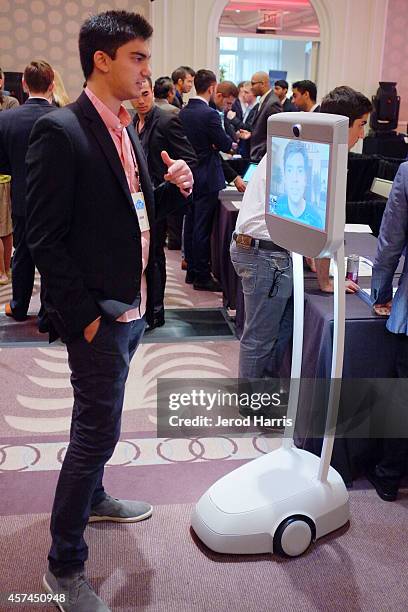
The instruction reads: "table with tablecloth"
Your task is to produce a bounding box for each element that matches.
[291,233,405,485]
[211,189,242,309]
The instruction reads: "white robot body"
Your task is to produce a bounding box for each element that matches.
[192,114,351,557]
[192,447,349,556]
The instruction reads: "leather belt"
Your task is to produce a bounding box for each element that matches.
[233,232,287,253]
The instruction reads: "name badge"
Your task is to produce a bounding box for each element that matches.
[131,191,150,232]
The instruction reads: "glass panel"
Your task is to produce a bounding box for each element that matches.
[219,54,237,82]
[220,37,238,51]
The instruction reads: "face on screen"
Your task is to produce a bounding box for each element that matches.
[269,137,330,231]
[284,152,307,207]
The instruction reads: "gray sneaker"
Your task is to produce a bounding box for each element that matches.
[43,569,110,612]
[89,494,153,523]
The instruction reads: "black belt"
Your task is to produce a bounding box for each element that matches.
[233,232,287,253]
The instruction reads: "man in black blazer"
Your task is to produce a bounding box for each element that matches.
[273,79,297,112]
[240,72,282,162]
[241,71,281,162]
[171,65,195,109]
[0,60,55,329]
[292,79,320,113]
[132,76,197,328]
[25,12,193,610]
[180,69,233,291]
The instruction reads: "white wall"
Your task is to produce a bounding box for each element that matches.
[0,0,150,101]
[280,40,309,90]
[150,0,389,102]
[382,0,408,126]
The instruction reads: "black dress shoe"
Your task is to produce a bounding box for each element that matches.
[38,319,50,334]
[5,303,27,322]
[193,278,222,292]
[365,468,398,502]
[185,271,195,285]
[145,316,165,332]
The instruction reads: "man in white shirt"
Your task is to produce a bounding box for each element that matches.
[231,85,372,381]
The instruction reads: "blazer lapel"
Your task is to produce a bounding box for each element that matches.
[126,121,155,221]
[77,92,136,216]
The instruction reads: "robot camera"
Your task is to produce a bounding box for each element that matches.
[292,124,302,138]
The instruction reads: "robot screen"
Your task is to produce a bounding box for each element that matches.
[268,136,330,232]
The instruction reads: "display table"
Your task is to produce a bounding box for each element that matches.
[234,231,404,484]
[293,233,403,485]
[211,189,241,309]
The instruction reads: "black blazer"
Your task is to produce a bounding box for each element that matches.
[171,90,183,109]
[25,91,188,342]
[179,98,232,196]
[0,98,54,216]
[231,98,244,123]
[135,104,197,188]
[282,98,297,112]
[249,90,282,162]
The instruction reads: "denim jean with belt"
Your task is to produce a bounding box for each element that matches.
[230,239,293,379]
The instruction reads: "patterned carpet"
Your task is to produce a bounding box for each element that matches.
[1,248,408,611]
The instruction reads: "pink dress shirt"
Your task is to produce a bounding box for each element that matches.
[85,87,149,321]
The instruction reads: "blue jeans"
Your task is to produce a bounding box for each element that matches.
[48,316,146,576]
[230,240,293,379]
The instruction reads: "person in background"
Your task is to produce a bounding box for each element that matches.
[241,81,258,122]
[238,71,281,162]
[292,79,320,112]
[236,81,258,158]
[153,76,185,250]
[0,68,19,111]
[154,76,179,114]
[132,76,197,329]
[230,80,246,123]
[213,81,246,193]
[52,69,70,107]
[274,79,296,112]
[180,69,233,291]
[0,60,55,330]
[0,174,12,284]
[171,65,195,109]
[370,161,408,501]
[315,85,372,293]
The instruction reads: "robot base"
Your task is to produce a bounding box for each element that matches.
[192,447,349,557]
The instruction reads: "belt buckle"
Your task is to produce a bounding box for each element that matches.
[236,234,252,249]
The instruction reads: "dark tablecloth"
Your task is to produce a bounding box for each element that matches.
[294,234,404,485]
[211,191,241,309]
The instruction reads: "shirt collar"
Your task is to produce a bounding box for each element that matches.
[309,103,319,112]
[28,95,50,102]
[191,95,209,105]
[258,89,272,107]
[85,86,132,132]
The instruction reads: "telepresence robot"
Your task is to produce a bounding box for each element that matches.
[191,113,350,557]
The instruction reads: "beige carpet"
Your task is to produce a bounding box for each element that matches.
[1,492,408,612]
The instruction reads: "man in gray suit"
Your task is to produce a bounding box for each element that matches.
[238,71,281,162]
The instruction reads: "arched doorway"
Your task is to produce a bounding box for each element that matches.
[207,0,330,95]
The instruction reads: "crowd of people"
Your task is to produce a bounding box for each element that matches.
[0,8,407,611]
[0,50,324,329]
